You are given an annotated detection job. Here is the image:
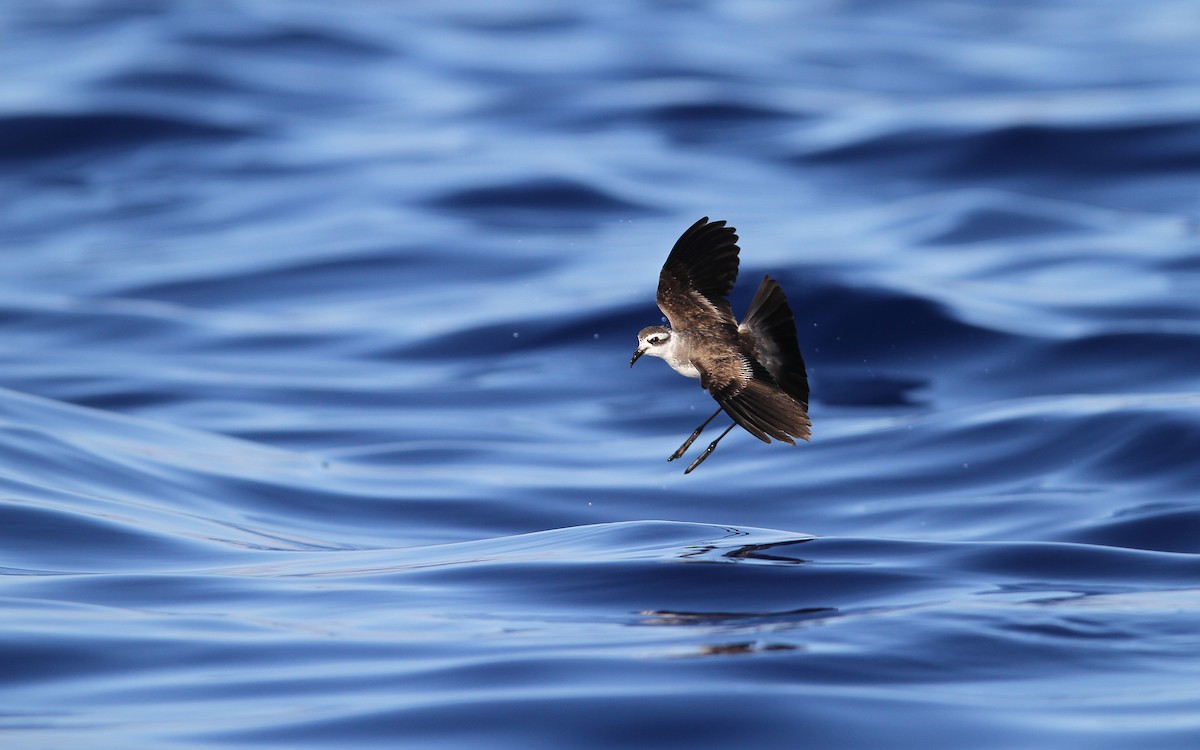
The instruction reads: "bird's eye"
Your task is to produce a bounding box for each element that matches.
[649,337,660,345]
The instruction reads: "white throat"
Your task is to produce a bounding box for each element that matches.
[648,335,700,379]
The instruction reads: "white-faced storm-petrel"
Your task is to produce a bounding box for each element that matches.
[630,217,811,473]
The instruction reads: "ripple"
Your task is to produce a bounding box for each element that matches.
[797,276,1016,361]
[1069,507,1200,554]
[179,26,393,58]
[425,177,658,226]
[797,117,1200,180]
[0,112,252,162]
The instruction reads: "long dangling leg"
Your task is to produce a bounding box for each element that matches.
[684,422,738,474]
[668,405,724,462]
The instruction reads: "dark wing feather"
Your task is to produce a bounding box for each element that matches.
[656,217,740,330]
[703,354,812,444]
[739,275,810,409]
[710,377,812,445]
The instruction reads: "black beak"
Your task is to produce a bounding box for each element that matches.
[630,348,645,367]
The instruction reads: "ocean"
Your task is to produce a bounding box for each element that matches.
[2,1,1200,747]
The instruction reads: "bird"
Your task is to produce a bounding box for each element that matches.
[630,217,811,473]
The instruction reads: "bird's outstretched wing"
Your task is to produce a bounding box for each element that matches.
[656,217,740,331]
[702,355,812,445]
[705,364,811,441]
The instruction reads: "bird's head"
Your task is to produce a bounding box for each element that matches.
[630,325,672,367]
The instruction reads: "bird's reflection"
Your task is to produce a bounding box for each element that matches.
[638,605,837,657]
[679,535,814,565]
[638,605,836,627]
[695,642,802,656]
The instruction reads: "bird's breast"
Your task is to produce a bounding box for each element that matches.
[666,357,702,379]
[660,336,702,378]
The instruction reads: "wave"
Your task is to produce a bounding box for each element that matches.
[4,1,1200,747]
[0,111,252,162]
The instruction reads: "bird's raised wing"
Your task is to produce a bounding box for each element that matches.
[656,217,740,331]
[739,275,810,409]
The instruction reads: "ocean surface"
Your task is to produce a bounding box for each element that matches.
[3,1,1200,747]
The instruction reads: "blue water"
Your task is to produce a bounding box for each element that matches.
[3,1,1200,747]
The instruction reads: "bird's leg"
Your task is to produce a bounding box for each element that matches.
[684,422,738,474]
[668,406,724,462]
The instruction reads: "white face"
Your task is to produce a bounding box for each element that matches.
[631,327,673,368]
